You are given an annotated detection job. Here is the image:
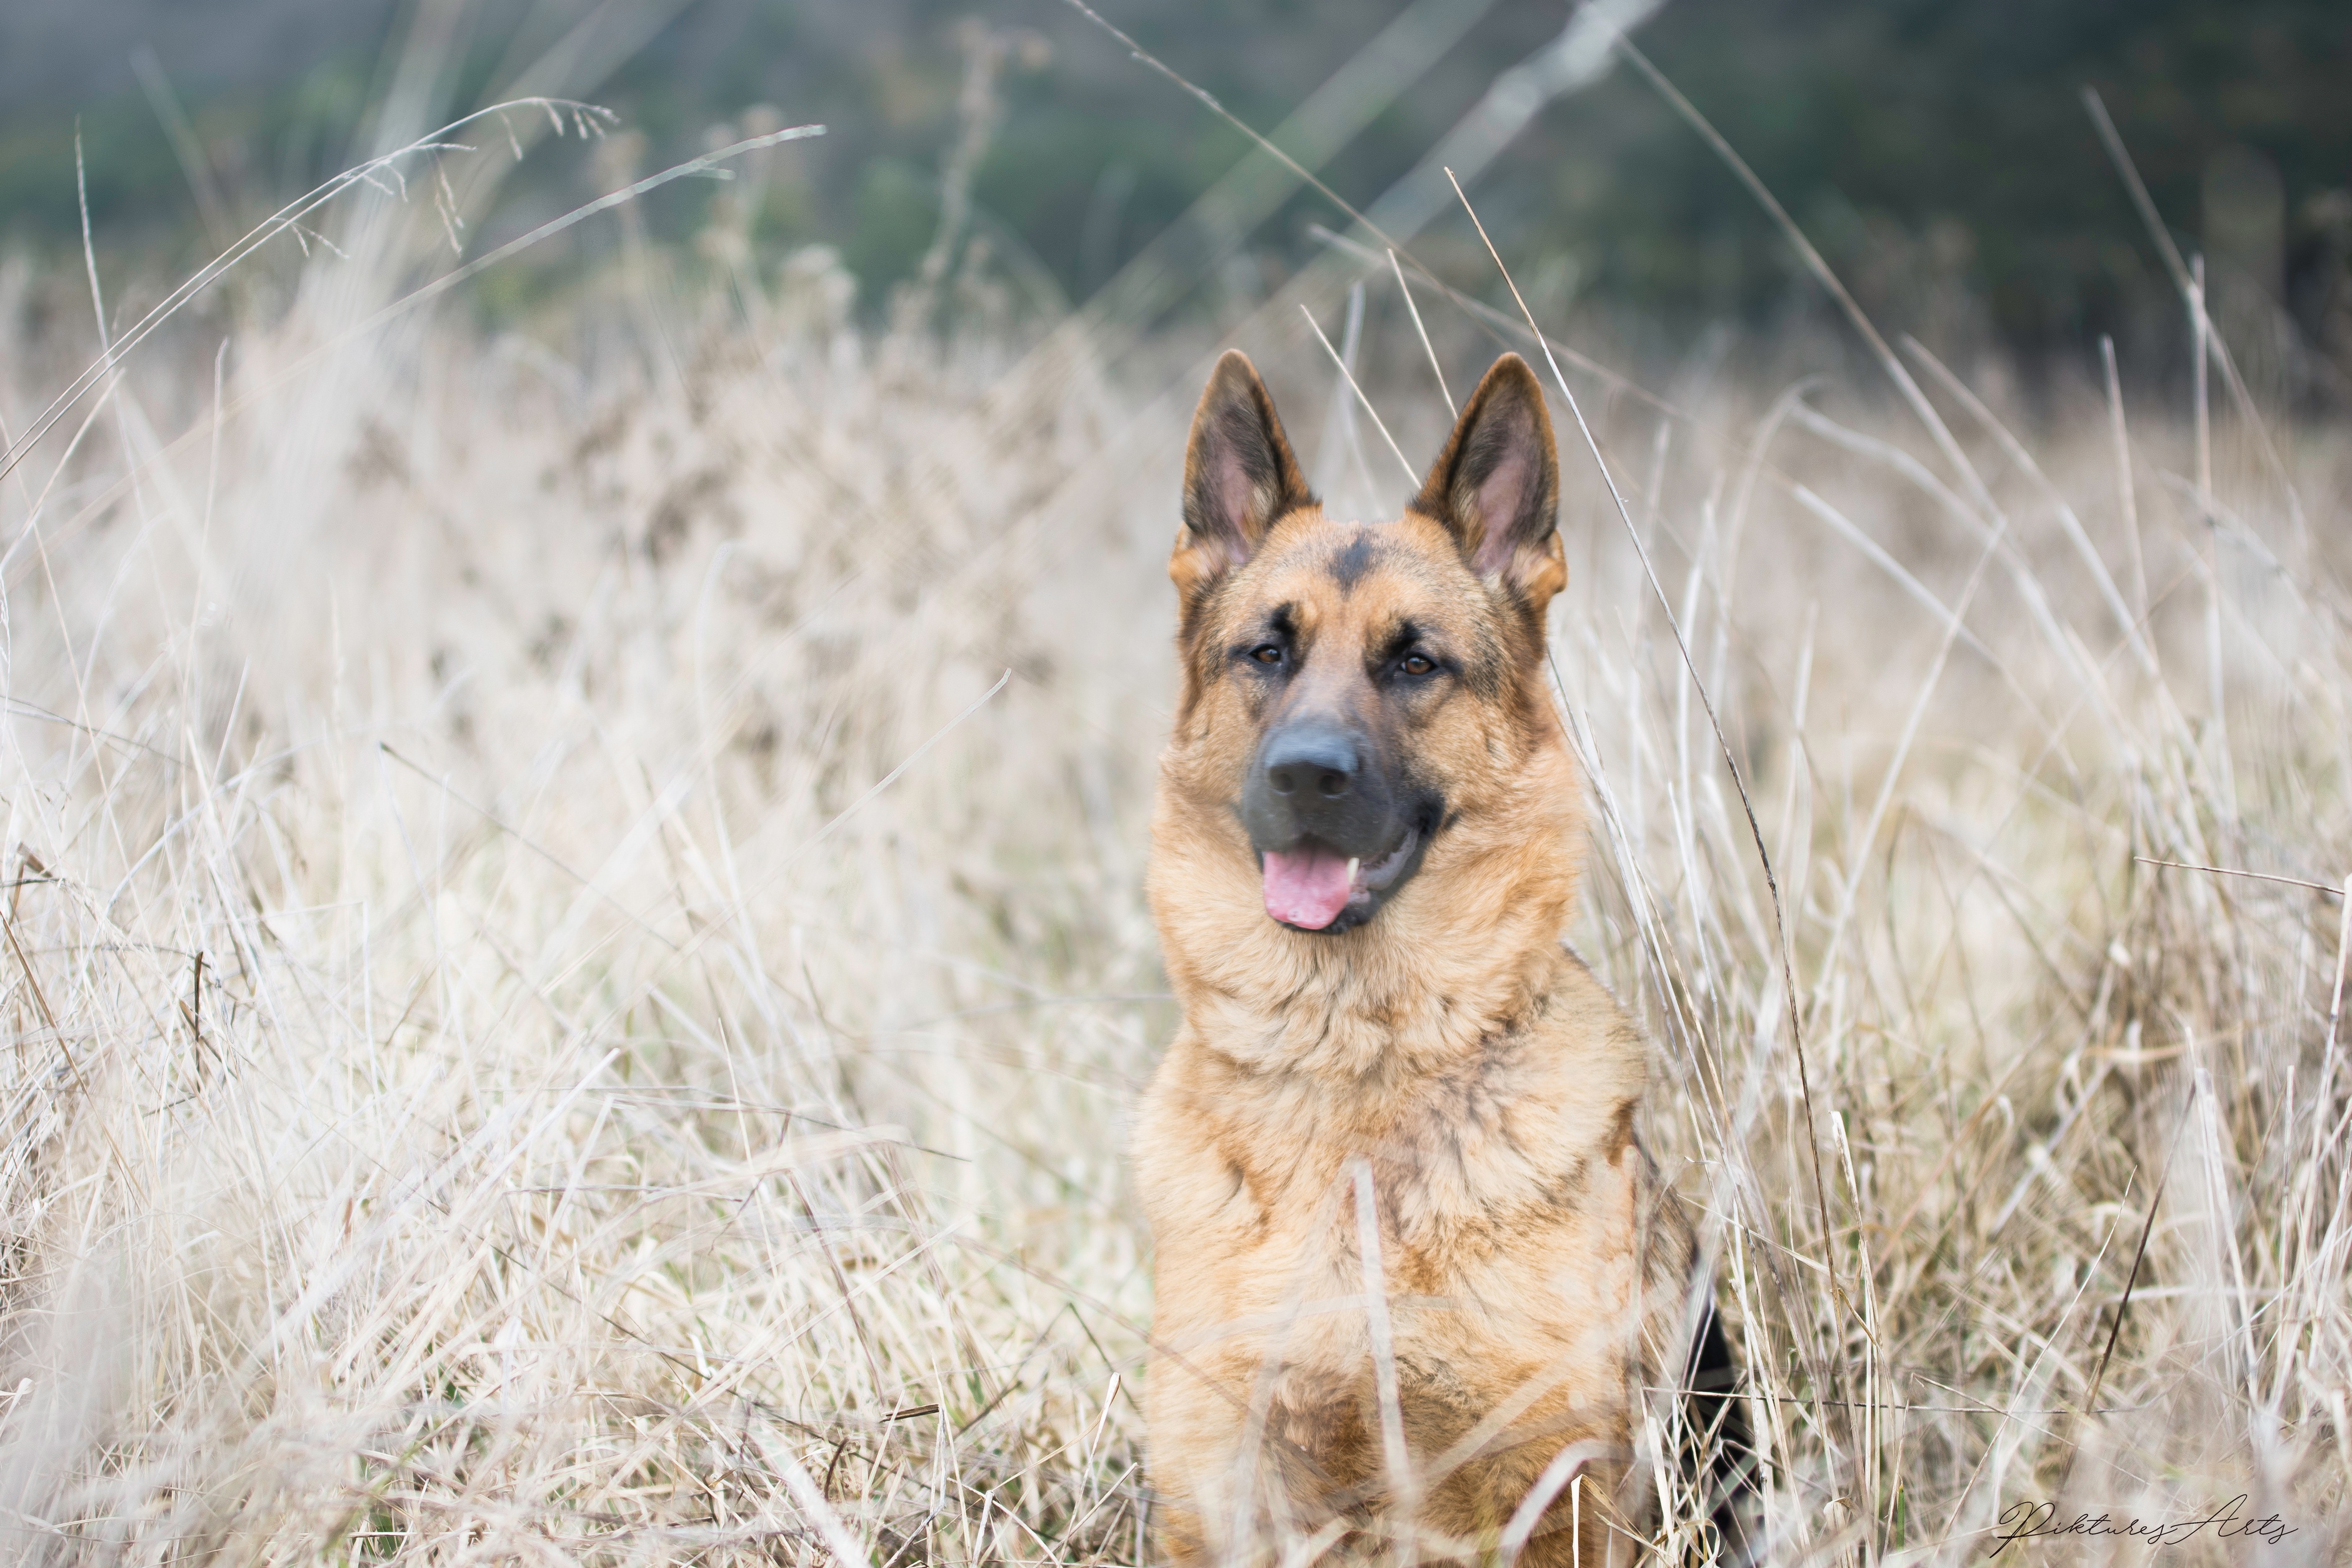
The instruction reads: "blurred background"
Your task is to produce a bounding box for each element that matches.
[5,0,2349,395]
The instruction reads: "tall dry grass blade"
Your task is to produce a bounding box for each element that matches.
[2100,335,2151,621]
[1352,1160,1419,1539]
[1302,303,1416,486]
[1498,1442,1611,1567]
[1388,248,1455,417]
[2082,85,2307,535]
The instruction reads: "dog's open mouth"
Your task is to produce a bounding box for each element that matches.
[1260,823,1424,932]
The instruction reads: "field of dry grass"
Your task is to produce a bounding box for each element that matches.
[1,72,2350,1568]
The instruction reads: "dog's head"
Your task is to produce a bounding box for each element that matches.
[1154,349,1576,946]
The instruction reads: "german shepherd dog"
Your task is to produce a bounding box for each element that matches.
[1135,351,1750,1566]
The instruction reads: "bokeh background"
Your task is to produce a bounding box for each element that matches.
[7,0,2350,386]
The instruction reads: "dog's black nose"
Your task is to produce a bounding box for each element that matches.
[1262,727,1357,801]
[1241,717,1395,864]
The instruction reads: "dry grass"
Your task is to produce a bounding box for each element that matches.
[1,82,2350,1568]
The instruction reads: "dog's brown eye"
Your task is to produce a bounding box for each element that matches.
[1252,644,1284,666]
[1400,653,1434,676]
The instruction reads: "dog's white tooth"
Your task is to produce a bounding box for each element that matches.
[1346,857,1360,882]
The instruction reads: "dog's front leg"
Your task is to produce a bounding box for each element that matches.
[1147,1345,1382,1567]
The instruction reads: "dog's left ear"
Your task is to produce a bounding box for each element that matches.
[1414,353,1566,617]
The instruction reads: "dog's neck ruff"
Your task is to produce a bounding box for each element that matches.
[1160,830,1580,1088]
[1177,941,1553,1088]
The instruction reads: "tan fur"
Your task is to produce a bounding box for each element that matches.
[1137,354,1692,1567]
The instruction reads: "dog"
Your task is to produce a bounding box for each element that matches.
[1134,349,1752,1566]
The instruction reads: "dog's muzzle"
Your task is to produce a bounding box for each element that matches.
[1240,720,1431,933]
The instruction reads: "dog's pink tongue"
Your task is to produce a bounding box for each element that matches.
[1262,846,1354,930]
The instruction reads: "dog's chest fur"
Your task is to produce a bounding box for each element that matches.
[1136,951,1658,1456]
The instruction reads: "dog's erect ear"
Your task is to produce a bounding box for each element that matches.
[1413,353,1566,616]
[1172,350,1316,606]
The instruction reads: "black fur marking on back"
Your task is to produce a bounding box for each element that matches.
[1684,1296,1760,1566]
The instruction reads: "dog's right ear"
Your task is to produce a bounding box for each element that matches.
[1172,350,1316,607]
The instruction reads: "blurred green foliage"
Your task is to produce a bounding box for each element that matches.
[3,0,2346,375]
